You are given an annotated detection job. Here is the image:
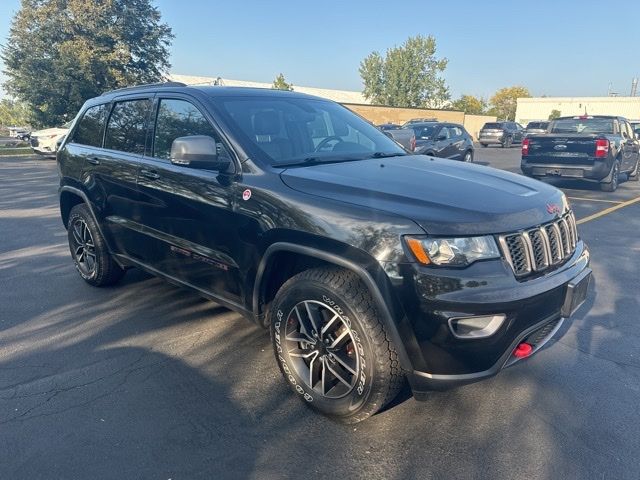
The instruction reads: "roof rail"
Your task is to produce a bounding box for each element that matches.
[101,81,187,96]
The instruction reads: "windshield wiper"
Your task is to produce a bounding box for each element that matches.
[369,151,406,159]
[272,157,325,168]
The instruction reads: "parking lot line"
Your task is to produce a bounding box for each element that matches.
[567,196,623,204]
[576,195,640,225]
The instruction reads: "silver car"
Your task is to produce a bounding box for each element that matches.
[525,121,549,136]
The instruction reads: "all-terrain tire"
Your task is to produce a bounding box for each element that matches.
[269,267,404,423]
[67,203,125,286]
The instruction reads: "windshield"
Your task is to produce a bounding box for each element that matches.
[412,125,439,139]
[550,118,614,134]
[482,123,502,130]
[213,96,406,166]
[527,122,548,129]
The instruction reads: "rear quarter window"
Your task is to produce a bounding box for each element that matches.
[483,123,502,129]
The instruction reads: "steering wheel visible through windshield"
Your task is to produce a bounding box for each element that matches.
[214,96,407,166]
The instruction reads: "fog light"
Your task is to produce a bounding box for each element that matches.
[448,314,506,339]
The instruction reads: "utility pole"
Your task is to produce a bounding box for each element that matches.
[631,78,638,97]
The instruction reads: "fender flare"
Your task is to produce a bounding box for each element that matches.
[59,186,114,255]
[253,242,414,370]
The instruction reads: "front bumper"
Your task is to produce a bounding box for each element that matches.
[521,158,610,181]
[385,241,590,395]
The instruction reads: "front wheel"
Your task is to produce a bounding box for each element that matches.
[502,137,512,148]
[463,150,473,162]
[270,267,403,423]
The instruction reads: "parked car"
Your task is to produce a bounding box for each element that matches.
[525,121,549,136]
[16,131,31,141]
[521,115,640,192]
[378,123,416,151]
[630,120,640,137]
[409,122,474,161]
[479,121,525,148]
[58,84,591,423]
[30,121,71,156]
[402,117,437,125]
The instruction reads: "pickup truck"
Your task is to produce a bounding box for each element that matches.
[521,115,640,191]
[377,123,416,151]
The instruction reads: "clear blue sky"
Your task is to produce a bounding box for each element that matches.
[1,0,639,99]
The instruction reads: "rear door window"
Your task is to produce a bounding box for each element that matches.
[483,123,502,130]
[104,99,152,155]
[72,104,108,147]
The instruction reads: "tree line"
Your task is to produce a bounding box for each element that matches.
[1,2,531,128]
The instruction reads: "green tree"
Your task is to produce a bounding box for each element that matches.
[0,98,30,126]
[272,73,293,91]
[450,94,486,114]
[488,86,531,121]
[359,35,449,108]
[1,0,173,127]
[548,109,562,120]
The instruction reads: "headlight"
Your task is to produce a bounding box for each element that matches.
[404,235,501,266]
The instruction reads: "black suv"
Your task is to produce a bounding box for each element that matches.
[408,122,474,162]
[479,121,525,148]
[57,84,592,423]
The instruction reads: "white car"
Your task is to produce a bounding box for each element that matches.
[30,121,71,155]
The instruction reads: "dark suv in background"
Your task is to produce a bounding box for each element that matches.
[57,83,591,423]
[479,121,525,148]
[409,121,474,161]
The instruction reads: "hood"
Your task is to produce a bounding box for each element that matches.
[31,127,68,137]
[280,155,568,235]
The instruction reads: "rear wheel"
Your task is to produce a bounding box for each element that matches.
[67,204,125,286]
[600,160,620,192]
[270,267,403,423]
[463,150,473,162]
[502,137,512,148]
[629,158,639,181]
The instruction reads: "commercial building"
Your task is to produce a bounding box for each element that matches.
[516,97,640,125]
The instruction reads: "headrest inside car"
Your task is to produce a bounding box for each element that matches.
[253,111,281,136]
[332,117,350,137]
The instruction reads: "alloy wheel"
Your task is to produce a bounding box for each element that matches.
[283,300,360,399]
[70,218,97,276]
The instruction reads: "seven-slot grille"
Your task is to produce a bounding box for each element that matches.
[498,211,578,278]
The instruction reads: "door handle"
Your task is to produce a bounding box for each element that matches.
[140,169,160,180]
[87,157,101,165]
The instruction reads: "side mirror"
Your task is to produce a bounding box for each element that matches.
[170,135,231,171]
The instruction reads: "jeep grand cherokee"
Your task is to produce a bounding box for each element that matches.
[57,83,592,423]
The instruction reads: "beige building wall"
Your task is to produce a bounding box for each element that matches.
[463,114,498,141]
[516,97,640,125]
[343,103,464,125]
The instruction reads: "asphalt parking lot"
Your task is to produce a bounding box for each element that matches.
[1,150,639,479]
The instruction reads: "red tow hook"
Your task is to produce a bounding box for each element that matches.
[513,342,533,359]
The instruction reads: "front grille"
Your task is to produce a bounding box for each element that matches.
[499,211,578,279]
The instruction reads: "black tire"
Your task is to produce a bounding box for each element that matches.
[269,267,403,423]
[463,150,473,162]
[502,136,512,148]
[629,159,639,181]
[67,203,125,286]
[600,160,620,192]
[480,143,488,148]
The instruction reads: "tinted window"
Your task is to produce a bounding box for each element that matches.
[527,122,549,130]
[104,99,151,154]
[483,123,503,129]
[216,97,404,165]
[451,126,463,137]
[153,99,224,160]
[72,104,108,147]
